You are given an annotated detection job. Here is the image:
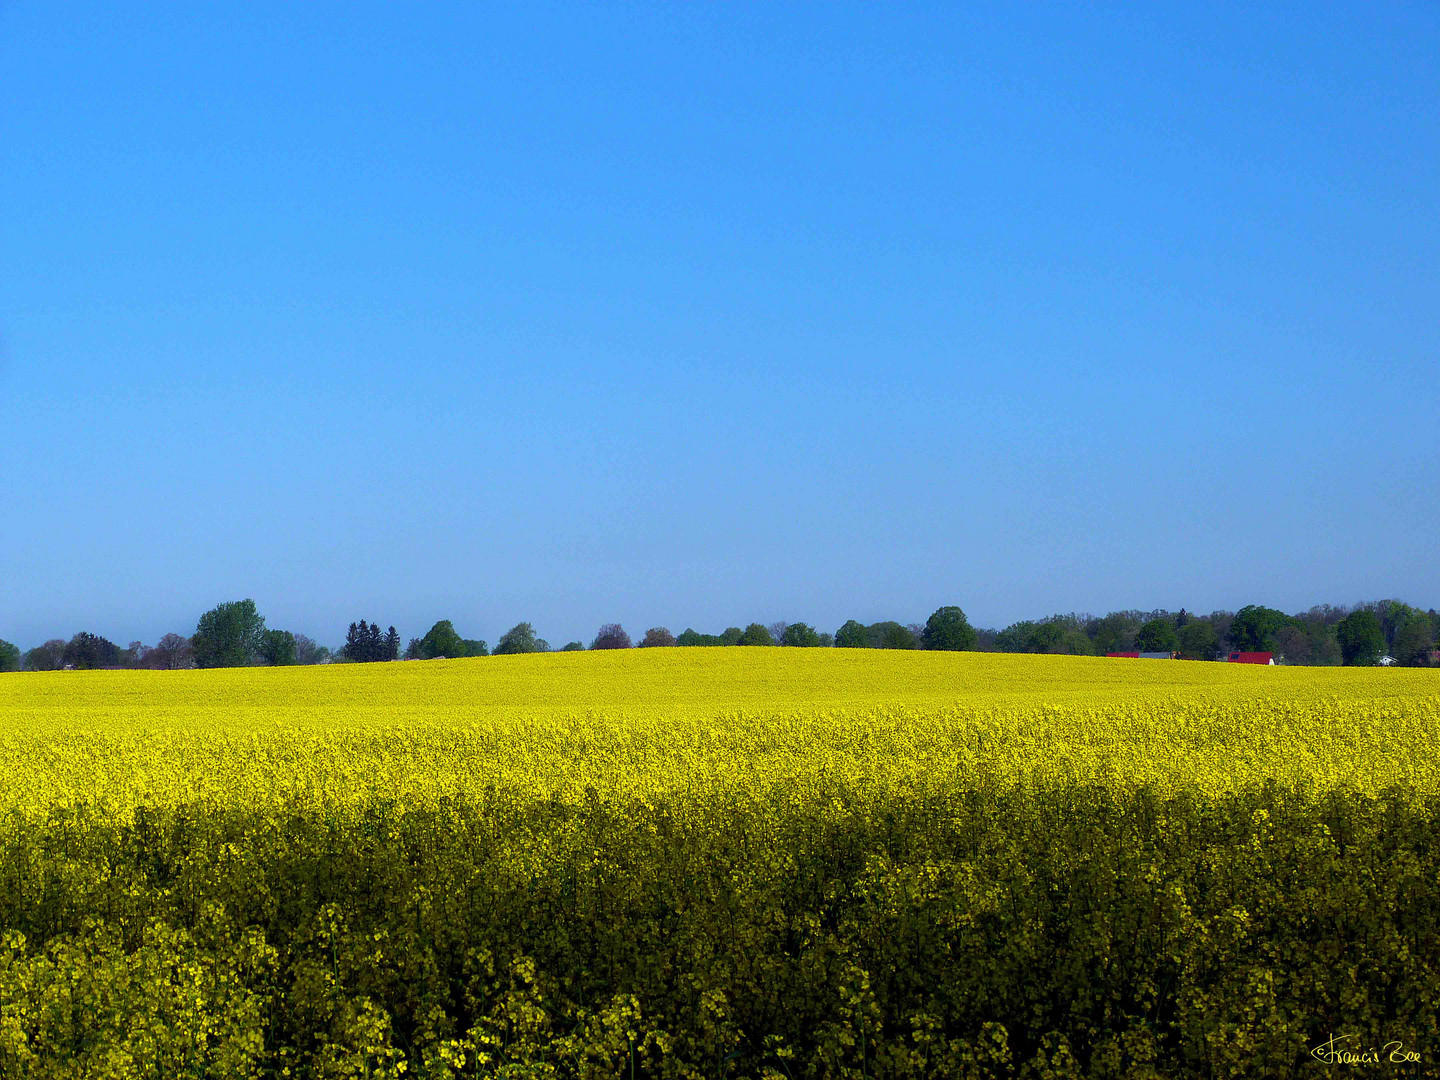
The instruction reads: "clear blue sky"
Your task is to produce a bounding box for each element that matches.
[2,3,1436,651]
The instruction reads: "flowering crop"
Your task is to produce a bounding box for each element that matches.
[0,650,1436,1078]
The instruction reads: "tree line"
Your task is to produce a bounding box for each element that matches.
[1,598,1435,673]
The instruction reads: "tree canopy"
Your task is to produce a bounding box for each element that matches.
[192,600,266,669]
[1336,610,1384,666]
[591,624,632,650]
[921,606,977,651]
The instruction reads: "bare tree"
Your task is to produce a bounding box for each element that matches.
[591,624,632,649]
[639,627,676,647]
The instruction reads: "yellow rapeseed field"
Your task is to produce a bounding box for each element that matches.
[3,650,1439,1078]
[2,648,1435,818]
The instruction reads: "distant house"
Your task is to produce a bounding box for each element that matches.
[1227,652,1274,665]
[1106,651,1141,658]
[1105,651,1176,659]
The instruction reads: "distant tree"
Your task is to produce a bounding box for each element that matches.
[1336,610,1385,666]
[63,631,122,670]
[0,639,19,672]
[561,641,585,651]
[817,632,835,647]
[738,623,773,646]
[781,622,822,647]
[23,640,68,671]
[767,622,789,646]
[676,629,706,646]
[344,621,370,662]
[462,639,491,657]
[1175,620,1219,661]
[494,623,544,655]
[383,626,401,661]
[1392,609,1434,667]
[293,634,329,665]
[143,633,194,669]
[639,627,676,647]
[591,624,632,650]
[122,641,146,668]
[1207,611,1236,651]
[921,606,977,651]
[257,629,298,666]
[866,621,917,649]
[420,620,467,659]
[1228,605,1292,653]
[1136,619,1178,653]
[193,599,266,669]
[404,638,423,660]
[1175,609,1190,628]
[719,627,744,646]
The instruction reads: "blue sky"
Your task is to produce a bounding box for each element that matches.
[2,3,1436,650]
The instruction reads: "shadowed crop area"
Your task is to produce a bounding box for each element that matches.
[1,651,1438,1077]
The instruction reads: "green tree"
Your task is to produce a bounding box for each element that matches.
[1336,610,1384,666]
[718,627,744,646]
[192,600,266,669]
[867,621,917,649]
[1391,609,1435,667]
[257,629,298,666]
[63,632,122,670]
[462,639,491,657]
[1175,619,1219,661]
[1136,619,1178,653]
[22,639,67,671]
[639,627,677,647]
[835,620,868,648]
[738,623,773,646]
[561,641,586,651]
[419,620,466,659]
[1089,613,1139,655]
[921,606,977,651]
[781,622,822,647]
[0,639,19,672]
[1228,605,1293,652]
[494,622,544,655]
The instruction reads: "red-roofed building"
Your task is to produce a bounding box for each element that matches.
[1105,651,1140,658]
[1227,652,1274,664]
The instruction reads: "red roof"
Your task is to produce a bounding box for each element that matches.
[1106,652,1141,658]
[1227,652,1273,664]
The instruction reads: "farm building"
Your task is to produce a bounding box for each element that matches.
[1227,652,1274,664]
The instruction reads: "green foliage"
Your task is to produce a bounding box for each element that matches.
[676,628,722,647]
[921,606,977,651]
[1227,605,1293,653]
[0,640,18,673]
[22,640,65,672]
[834,620,868,648]
[561,641,586,651]
[462,638,491,657]
[781,622,822,647]
[420,620,467,659]
[1391,608,1434,667]
[192,600,266,669]
[1336,610,1385,666]
[63,631,123,670]
[2,788,1436,1077]
[738,623,773,646]
[995,616,1090,655]
[867,621,917,649]
[1175,620,1219,661]
[639,627,677,647]
[1135,618,1178,653]
[1088,613,1138,655]
[257,629,297,666]
[495,623,545,655]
